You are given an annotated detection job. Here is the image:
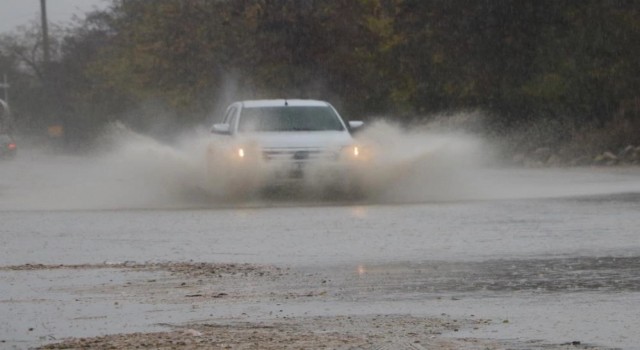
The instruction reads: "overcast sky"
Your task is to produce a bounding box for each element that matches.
[0,0,109,34]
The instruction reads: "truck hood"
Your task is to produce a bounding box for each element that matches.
[236,131,354,150]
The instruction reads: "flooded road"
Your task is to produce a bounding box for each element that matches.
[1,187,639,267]
[1,150,639,348]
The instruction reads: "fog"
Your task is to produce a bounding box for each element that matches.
[1,120,639,211]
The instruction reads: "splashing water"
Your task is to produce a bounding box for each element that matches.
[1,120,637,211]
[351,121,489,202]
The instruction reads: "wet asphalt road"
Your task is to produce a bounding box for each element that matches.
[1,163,640,348]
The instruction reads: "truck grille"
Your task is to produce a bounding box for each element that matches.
[262,148,337,162]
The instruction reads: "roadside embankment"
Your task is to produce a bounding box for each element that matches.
[512,144,640,167]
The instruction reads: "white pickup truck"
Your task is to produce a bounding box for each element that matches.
[207,99,365,196]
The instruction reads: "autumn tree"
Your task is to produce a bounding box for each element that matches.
[2,0,639,145]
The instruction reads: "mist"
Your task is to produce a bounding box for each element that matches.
[1,118,638,211]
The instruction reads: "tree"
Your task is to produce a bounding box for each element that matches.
[4,0,639,145]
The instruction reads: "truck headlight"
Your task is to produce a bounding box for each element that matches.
[232,144,261,161]
[341,145,363,160]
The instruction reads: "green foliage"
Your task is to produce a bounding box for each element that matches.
[1,0,638,143]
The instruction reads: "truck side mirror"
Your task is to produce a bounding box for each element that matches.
[211,123,231,135]
[348,121,364,130]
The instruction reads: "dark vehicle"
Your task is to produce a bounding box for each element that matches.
[0,134,16,159]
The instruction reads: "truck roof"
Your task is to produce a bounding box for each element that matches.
[240,99,330,108]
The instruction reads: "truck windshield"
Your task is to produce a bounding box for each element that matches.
[237,106,345,132]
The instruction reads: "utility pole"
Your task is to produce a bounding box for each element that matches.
[41,0,63,144]
[40,0,50,64]
[0,74,8,104]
